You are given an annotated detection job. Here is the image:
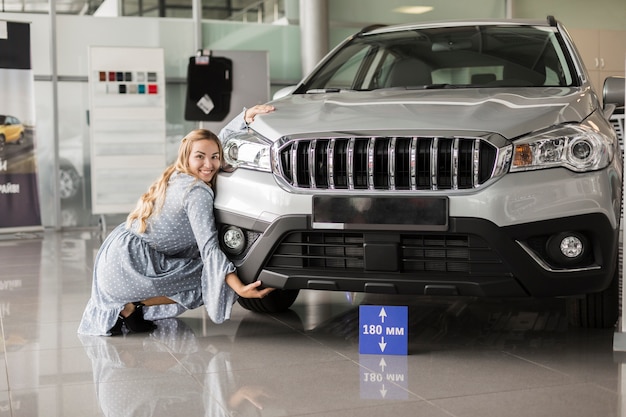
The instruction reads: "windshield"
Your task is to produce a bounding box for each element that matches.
[298,25,577,92]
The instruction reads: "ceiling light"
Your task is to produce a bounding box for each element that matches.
[393,6,434,15]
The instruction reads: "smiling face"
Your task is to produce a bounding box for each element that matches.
[188,138,221,184]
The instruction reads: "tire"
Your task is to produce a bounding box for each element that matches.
[59,160,82,199]
[237,289,300,314]
[567,265,619,328]
[0,134,5,152]
[16,132,24,145]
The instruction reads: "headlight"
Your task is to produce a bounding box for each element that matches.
[222,131,272,172]
[510,124,614,173]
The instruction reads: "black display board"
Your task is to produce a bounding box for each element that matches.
[184,55,233,122]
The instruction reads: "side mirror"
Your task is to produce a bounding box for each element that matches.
[273,85,297,100]
[603,76,624,108]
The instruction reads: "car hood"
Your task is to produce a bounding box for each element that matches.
[252,87,597,141]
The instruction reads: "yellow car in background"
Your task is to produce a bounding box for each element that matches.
[0,115,25,150]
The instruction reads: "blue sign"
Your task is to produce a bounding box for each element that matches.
[359,305,408,355]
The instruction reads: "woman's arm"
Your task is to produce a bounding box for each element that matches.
[185,185,273,300]
[243,104,275,125]
[218,104,276,142]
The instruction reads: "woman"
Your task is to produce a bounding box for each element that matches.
[78,105,275,336]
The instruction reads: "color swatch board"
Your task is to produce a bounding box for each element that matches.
[88,46,166,214]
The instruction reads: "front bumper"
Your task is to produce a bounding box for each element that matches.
[216,211,619,298]
[215,160,621,298]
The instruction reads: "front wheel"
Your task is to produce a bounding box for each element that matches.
[567,265,619,328]
[237,289,300,314]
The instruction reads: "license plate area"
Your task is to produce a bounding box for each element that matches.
[312,196,448,231]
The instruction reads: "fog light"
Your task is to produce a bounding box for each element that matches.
[560,236,583,258]
[545,232,588,267]
[221,226,246,256]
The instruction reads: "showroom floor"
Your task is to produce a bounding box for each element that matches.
[0,229,622,417]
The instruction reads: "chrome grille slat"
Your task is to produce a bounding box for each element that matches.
[430,137,438,190]
[452,138,459,190]
[290,142,298,187]
[389,137,396,190]
[367,137,375,190]
[278,135,498,191]
[347,138,355,190]
[473,138,480,187]
[308,139,316,188]
[327,139,335,189]
[410,137,417,190]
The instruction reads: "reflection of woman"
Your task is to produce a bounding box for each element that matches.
[79,318,273,416]
[78,106,275,336]
[80,320,210,416]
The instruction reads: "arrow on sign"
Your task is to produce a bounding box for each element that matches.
[379,337,387,352]
[380,384,388,398]
[379,307,387,323]
[379,357,387,372]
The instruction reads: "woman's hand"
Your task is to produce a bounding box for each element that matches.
[238,280,275,299]
[226,273,275,299]
[244,104,275,125]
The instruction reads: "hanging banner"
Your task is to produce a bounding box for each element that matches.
[0,21,42,233]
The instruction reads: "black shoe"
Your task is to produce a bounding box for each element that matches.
[122,302,157,333]
[108,316,124,336]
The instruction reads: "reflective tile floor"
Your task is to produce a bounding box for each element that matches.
[0,229,623,416]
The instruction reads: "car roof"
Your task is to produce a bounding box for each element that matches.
[361,18,553,36]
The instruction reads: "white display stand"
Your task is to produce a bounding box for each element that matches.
[87,46,166,215]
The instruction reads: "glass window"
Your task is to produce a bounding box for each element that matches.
[299,24,577,92]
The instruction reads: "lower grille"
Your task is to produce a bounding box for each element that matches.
[277,136,499,191]
[266,231,506,274]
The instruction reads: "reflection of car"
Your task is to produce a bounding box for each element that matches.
[0,115,25,150]
[216,17,625,328]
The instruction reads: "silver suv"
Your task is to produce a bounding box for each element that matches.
[216,16,625,328]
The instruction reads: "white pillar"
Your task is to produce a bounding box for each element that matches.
[49,0,61,230]
[505,0,514,19]
[192,0,202,52]
[299,0,329,76]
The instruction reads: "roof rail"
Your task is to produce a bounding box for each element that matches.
[357,24,387,35]
[547,15,557,27]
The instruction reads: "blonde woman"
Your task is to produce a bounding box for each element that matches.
[78,105,275,336]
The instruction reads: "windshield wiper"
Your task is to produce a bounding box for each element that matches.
[305,88,344,94]
[374,84,464,91]
[422,84,462,89]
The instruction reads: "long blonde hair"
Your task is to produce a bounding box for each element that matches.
[126,129,223,233]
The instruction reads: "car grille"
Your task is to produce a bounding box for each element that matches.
[276,136,498,191]
[266,231,507,274]
[610,113,624,151]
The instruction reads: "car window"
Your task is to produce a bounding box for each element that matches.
[304,43,372,91]
[300,25,576,92]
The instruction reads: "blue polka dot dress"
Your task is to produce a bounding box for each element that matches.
[78,172,238,336]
